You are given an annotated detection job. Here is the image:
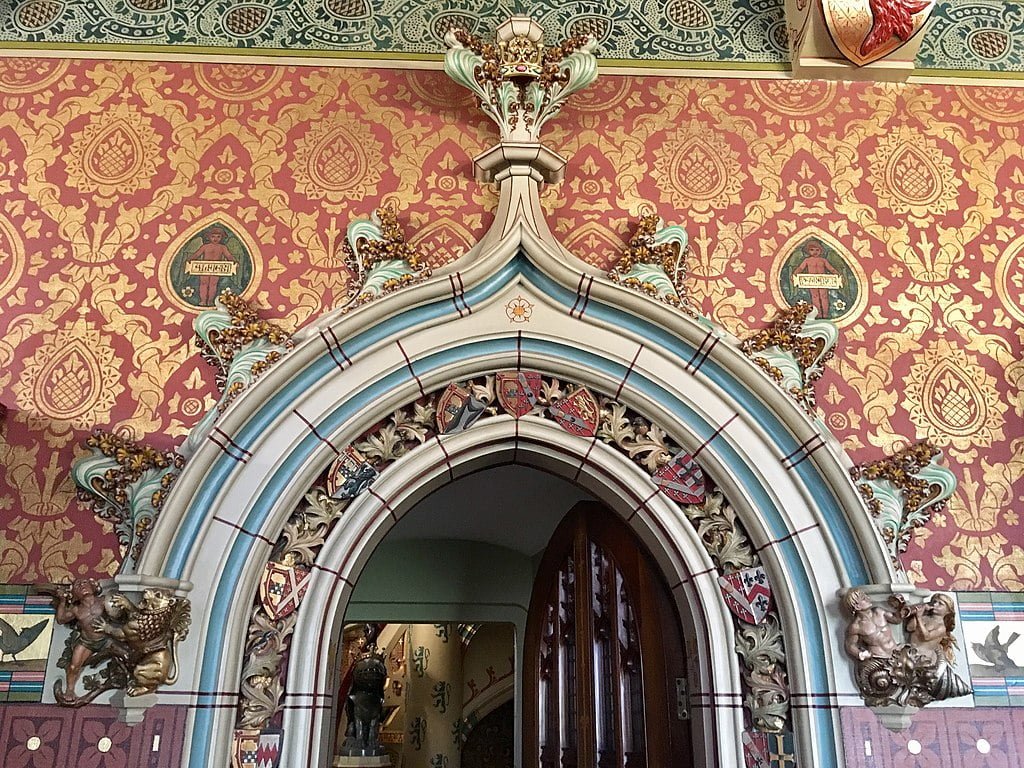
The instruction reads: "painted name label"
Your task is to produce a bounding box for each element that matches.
[793,273,842,289]
[186,260,237,276]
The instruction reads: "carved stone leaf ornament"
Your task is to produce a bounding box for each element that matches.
[192,291,294,426]
[850,442,956,564]
[608,214,706,323]
[72,431,185,572]
[343,205,431,304]
[443,17,598,143]
[740,302,838,414]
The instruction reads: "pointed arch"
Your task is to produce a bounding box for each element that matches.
[139,209,895,766]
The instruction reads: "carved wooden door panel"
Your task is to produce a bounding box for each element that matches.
[524,503,691,768]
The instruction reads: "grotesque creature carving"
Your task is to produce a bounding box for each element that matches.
[340,624,388,757]
[842,589,971,712]
[50,578,190,706]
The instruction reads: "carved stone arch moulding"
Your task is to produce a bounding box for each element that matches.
[57,15,972,768]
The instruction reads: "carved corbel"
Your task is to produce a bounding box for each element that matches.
[841,585,971,730]
[47,578,191,716]
[740,302,838,414]
[850,442,956,566]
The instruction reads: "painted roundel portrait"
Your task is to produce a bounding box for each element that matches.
[773,234,867,327]
[162,220,258,311]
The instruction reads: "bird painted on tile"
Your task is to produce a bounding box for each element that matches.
[0,617,49,662]
[972,626,1021,673]
[860,0,932,58]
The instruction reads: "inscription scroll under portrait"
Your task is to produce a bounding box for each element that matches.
[771,232,867,328]
[161,218,259,311]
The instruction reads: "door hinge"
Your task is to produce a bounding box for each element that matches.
[676,677,690,721]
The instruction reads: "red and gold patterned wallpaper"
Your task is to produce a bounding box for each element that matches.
[0,59,1021,590]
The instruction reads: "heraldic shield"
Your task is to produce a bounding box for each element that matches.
[327,445,378,500]
[232,728,282,768]
[496,370,542,417]
[259,561,312,621]
[653,450,706,504]
[549,386,599,437]
[742,730,770,768]
[718,565,772,626]
[436,382,488,434]
[822,0,936,66]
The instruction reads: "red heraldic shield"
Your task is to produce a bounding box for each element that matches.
[742,730,770,768]
[549,386,599,437]
[718,565,772,626]
[436,382,487,434]
[496,371,542,417]
[653,450,706,504]
[259,561,312,621]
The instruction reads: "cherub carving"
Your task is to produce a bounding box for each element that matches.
[50,580,190,706]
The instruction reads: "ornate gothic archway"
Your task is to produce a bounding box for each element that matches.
[66,18,966,768]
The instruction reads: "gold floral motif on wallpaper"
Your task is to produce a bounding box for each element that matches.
[903,339,1007,463]
[0,61,1020,592]
[13,313,125,446]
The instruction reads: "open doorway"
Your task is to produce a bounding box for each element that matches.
[340,466,690,768]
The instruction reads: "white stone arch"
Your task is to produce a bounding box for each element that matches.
[288,422,741,768]
[130,38,900,766]
[134,210,895,766]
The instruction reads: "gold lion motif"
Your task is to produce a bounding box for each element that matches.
[49,579,191,706]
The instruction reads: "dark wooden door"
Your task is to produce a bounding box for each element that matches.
[524,503,692,768]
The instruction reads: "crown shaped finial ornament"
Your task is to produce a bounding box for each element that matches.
[444,16,597,143]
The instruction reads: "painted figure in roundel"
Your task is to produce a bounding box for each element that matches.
[169,222,254,308]
[779,237,860,323]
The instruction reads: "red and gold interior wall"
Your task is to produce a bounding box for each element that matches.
[0,55,1023,764]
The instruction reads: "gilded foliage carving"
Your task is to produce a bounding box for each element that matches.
[0,60,1019,594]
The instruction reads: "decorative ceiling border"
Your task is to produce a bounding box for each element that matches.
[0,0,1021,79]
[3,47,1024,87]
